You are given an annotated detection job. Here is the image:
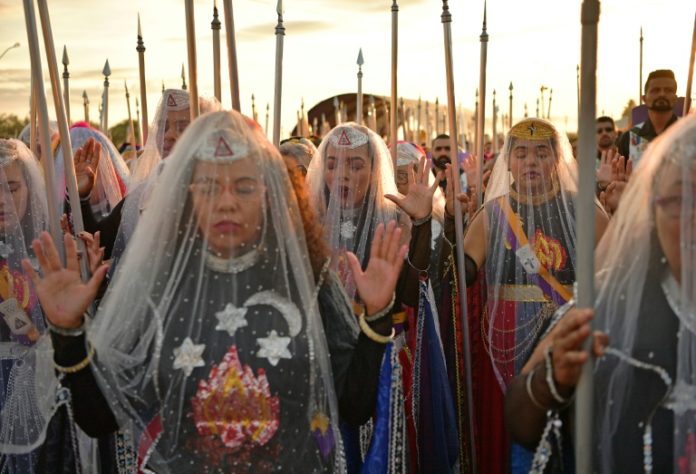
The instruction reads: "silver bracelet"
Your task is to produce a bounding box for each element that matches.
[47,314,87,337]
[364,293,396,323]
[544,345,571,405]
[411,212,432,227]
[525,368,547,410]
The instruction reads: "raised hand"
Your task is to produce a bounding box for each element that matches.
[78,231,106,275]
[600,180,628,215]
[444,163,471,218]
[346,221,408,316]
[21,232,108,329]
[612,154,632,183]
[74,137,102,198]
[596,148,616,189]
[385,156,442,220]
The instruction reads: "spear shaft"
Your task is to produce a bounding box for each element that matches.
[684,13,696,115]
[35,0,89,278]
[273,0,284,146]
[390,0,398,166]
[575,0,601,471]
[222,0,241,111]
[441,1,477,470]
[82,90,89,122]
[212,2,222,102]
[61,45,70,123]
[184,0,200,120]
[357,49,364,126]
[137,14,149,143]
[22,0,60,247]
[475,2,488,208]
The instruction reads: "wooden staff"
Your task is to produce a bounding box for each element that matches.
[508,81,513,129]
[137,13,149,143]
[390,0,399,166]
[35,0,89,277]
[575,0,601,471]
[273,0,284,146]
[212,0,222,102]
[22,0,60,247]
[184,0,200,120]
[222,0,241,111]
[441,1,477,470]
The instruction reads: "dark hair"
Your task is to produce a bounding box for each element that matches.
[644,69,677,93]
[596,116,615,129]
[431,134,449,148]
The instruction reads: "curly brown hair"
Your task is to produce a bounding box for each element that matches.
[284,157,330,282]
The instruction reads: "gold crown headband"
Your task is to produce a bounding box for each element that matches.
[509,120,556,140]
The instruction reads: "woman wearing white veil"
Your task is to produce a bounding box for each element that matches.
[453,118,608,473]
[72,89,219,263]
[306,123,438,309]
[25,110,408,473]
[506,113,696,473]
[0,139,82,472]
[55,124,129,221]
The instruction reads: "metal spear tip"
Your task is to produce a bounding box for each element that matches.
[62,45,69,65]
[276,0,282,16]
[181,63,185,77]
[103,59,111,77]
[138,12,142,37]
[124,80,129,94]
[482,0,487,29]
[357,48,364,66]
[509,81,513,90]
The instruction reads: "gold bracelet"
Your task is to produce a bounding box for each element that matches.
[54,341,95,374]
[358,313,395,344]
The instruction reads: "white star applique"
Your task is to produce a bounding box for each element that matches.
[172,337,206,377]
[0,241,13,259]
[256,330,292,366]
[215,303,248,337]
[340,220,356,240]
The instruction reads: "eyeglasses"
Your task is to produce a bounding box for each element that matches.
[596,126,614,134]
[188,179,263,200]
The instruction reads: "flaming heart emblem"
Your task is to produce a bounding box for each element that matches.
[191,345,280,449]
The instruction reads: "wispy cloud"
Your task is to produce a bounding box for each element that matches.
[238,20,331,40]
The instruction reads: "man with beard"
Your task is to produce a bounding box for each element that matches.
[430,133,470,194]
[618,69,679,163]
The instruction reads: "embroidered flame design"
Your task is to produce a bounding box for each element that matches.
[532,229,567,271]
[0,263,33,310]
[191,345,280,450]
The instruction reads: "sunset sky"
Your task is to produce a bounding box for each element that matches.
[0,0,694,139]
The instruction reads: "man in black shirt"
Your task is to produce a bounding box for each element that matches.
[618,69,679,163]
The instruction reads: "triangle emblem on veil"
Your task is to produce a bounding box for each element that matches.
[337,130,352,147]
[167,94,178,107]
[214,137,234,157]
